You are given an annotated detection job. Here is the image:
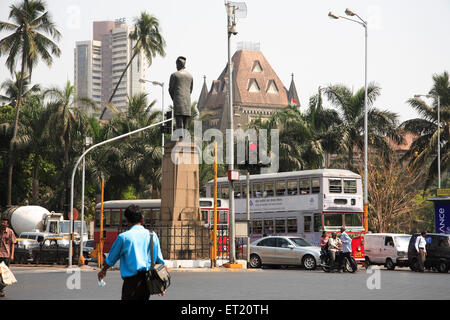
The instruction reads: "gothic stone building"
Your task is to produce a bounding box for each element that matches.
[197,48,299,132]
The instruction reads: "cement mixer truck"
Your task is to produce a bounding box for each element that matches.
[2,206,87,241]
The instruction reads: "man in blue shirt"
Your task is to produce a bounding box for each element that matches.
[97,205,165,300]
[337,227,353,272]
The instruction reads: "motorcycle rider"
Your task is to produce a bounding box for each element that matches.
[319,231,329,257]
[327,232,341,271]
[337,227,353,272]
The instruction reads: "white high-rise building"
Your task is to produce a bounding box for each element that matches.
[74,40,102,117]
[74,20,146,119]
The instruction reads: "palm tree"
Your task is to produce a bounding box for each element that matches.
[323,82,403,169]
[401,71,450,190]
[44,81,96,212]
[100,12,166,119]
[0,0,61,205]
[0,72,40,106]
[305,87,342,167]
[102,93,162,198]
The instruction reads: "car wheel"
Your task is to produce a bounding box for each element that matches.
[249,254,262,268]
[437,261,449,273]
[365,257,371,268]
[302,255,317,270]
[385,258,395,270]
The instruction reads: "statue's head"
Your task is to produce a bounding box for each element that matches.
[176,56,186,70]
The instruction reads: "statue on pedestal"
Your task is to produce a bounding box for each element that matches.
[169,56,193,131]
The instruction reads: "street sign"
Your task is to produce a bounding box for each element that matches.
[437,188,450,196]
[228,169,240,181]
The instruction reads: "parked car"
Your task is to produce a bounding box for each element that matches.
[32,237,92,265]
[364,233,411,270]
[408,233,450,273]
[13,238,40,264]
[247,236,321,270]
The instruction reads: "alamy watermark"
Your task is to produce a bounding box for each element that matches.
[366,265,381,290]
[170,121,280,174]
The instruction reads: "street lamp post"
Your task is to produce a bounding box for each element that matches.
[328,8,369,232]
[140,79,165,156]
[68,118,172,268]
[225,0,246,264]
[414,94,441,188]
[79,136,93,265]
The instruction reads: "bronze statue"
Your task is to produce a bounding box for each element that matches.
[169,56,193,131]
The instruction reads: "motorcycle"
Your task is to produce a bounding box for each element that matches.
[320,249,357,273]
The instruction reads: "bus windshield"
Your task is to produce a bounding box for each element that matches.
[344,213,363,227]
[324,213,342,227]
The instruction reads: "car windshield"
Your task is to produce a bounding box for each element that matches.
[395,236,411,248]
[289,237,312,247]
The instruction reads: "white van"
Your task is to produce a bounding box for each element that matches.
[364,233,411,270]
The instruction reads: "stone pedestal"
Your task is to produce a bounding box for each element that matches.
[156,141,209,259]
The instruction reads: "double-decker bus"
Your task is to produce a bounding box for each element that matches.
[205,169,365,262]
[94,198,229,252]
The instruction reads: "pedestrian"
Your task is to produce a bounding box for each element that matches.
[415,231,427,272]
[319,231,329,256]
[97,205,166,300]
[327,232,340,270]
[0,217,16,298]
[337,227,352,272]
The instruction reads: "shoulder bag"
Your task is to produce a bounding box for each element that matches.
[146,231,171,295]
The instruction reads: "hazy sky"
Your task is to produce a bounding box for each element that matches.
[1,0,449,123]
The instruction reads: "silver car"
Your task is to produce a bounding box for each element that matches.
[248,236,321,270]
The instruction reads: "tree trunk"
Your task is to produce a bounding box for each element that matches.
[32,154,40,204]
[7,51,27,206]
[99,50,139,119]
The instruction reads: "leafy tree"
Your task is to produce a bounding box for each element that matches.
[0,0,61,205]
[366,154,428,233]
[401,71,450,190]
[323,83,403,170]
[44,81,96,213]
[0,72,40,106]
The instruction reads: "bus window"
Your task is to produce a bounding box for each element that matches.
[253,183,262,198]
[252,220,262,234]
[111,210,121,227]
[121,211,128,229]
[299,179,310,194]
[221,186,229,199]
[264,182,274,197]
[344,180,357,193]
[344,213,362,227]
[287,180,298,195]
[311,178,320,193]
[304,216,312,232]
[287,218,297,233]
[218,210,228,225]
[152,209,161,224]
[263,219,274,234]
[324,213,343,226]
[329,179,342,193]
[104,210,111,227]
[275,219,286,233]
[276,180,286,196]
[313,213,322,232]
[201,210,209,223]
[234,182,241,198]
[95,210,107,228]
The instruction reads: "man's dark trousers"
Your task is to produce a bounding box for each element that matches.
[121,271,150,300]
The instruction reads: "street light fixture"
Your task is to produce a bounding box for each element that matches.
[328,8,369,232]
[414,94,441,189]
[140,78,167,155]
